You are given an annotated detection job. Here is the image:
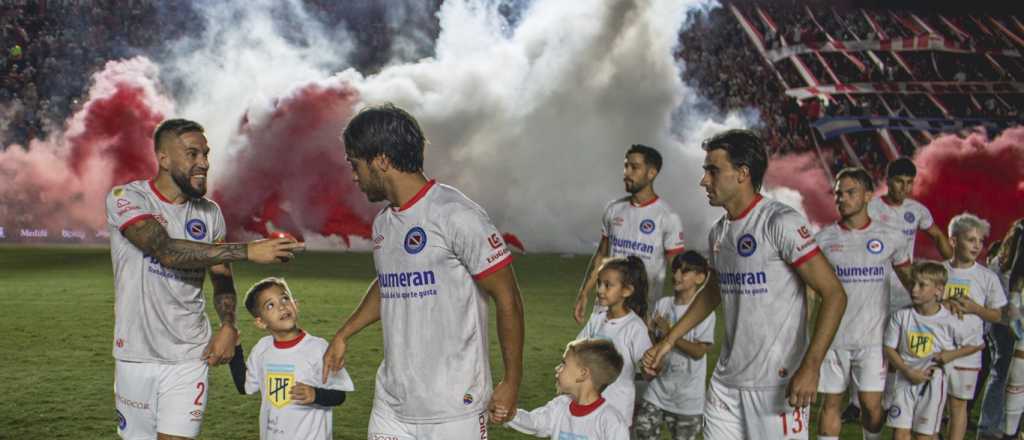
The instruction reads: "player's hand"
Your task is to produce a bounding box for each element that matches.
[322,331,348,384]
[785,364,819,408]
[944,298,967,319]
[933,350,957,366]
[653,315,670,335]
[642,342,672,376]
[290,382,316,405]
[905,367,934,385]
[203,324,239,366]
[951,296,980,316]
[488,380,518,424]
[573,293,588,325]
[247,238,305,264]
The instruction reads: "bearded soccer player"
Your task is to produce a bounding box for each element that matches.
[573,144,685,324]
[643,129,847,440]
[814,167,913,440]
[321,104,525,439]
[107,119,303,439]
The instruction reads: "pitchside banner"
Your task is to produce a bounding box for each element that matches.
[766,36,1022,62]
[812,115,1023,139]
[786,81,1024,99]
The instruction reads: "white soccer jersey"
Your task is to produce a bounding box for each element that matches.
[577,309,653,420]
[244,332,355,440]
[643,297,715,415]
[602,196,686,303]
[708,195,820,389]
[816,220,911,349]
[868,196,934,256]
[943,261,1007,368]
[884,306,978,389]
[507,395,629,440]
[106,180,226,363]
[371,180,513,423]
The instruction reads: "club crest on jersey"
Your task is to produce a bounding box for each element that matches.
[404,227,427,254]
[185,219,207,240]
[904,212,915,223]
[866,239,884,254]
[737,234,757,257]
[639,219,656,235]
[267,368,296,409]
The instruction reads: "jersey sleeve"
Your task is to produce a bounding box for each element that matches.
[244,347,262,395]
[662,211,686,256]
[916,203,934,231]
[985,270,1009,309]
[211,205,227,243]
[952,319,984,348]
[576,313,600,340]
[766,207,820,268]
[505,396,566,436]
[693,312,716,345]
[601,201,613,238]
[447,205,513,281]
[628,321,654,367]
[308,343,355,392]
[883,311,901,350]
[106,185,157,232]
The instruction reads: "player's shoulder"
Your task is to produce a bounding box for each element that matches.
[970,262,1002,281]
[604,196,632,212]
[250,335,277,356]
[762,196,803,220]
[815,223,841,239]
[108,180,149,200]
[302,333,330,351]
[432,183,487,215]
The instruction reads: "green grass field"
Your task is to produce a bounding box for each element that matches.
[0,245,981,439]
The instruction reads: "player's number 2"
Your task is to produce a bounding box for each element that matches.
[194,382,206,406]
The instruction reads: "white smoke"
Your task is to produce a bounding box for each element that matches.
[166,0,756,253]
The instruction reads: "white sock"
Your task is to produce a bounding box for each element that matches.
[818,437,838,440]
[1004,357,1024,435]
[862,430,881,440]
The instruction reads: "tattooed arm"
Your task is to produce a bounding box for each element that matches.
[204,262,239,365]
[122,218,300,269]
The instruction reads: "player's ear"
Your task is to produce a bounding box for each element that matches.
[156,143,171,171]
[737,164,750,185]
[646,166,658,181]
[695,271,708,286]
[372,154,391,172]
[577,366,590,384]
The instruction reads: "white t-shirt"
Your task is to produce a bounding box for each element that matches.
[884,306,978,389]
[106,180,226,363]
[816,220,911,349]
[244,332,355,440]
[577,310,652,420]
[942,261,1007,368]
[708,195,820,389]
[643,297,715,415]
[602,196,686,303]
[867,196,935,257]
[507,395,629,440]
[371,180,513,423]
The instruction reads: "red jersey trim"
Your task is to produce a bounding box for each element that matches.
[730,194,764,220]
[894,259,912,268]
[838,218,872,231]
[630,196,659,208]
[273,330,306,349]
[665,246,686,257]
[472,254,513,281]
[148,179,175,204]
[569,396,606,417]
[397,179,436,212]
[119,214,155,232]
[791,246,821,268]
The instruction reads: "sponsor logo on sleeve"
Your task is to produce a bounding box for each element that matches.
[904,212,915,223]
[404,227,427,254]
[737,234,757,257]
[373,234,384,250]
[185,219,207,240]
[798,226,811,240]
[487,233,503,249]
[639,219,656,235]
[116,199,130,208]
[866,239,884,254]
[113,187,125,198]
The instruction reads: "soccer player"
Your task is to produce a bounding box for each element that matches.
[573,144,686,324]
[643,129,847,440]
[941,213,1006,440]
[107,119,303,440]
[320,104,525,439]
[229,277,354,440]
[813,167,914,440]
[504,339,630,439]
[1001,219,1024,439]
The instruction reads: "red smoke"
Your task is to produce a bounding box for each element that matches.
[212,79,376,245]
[911,127,1024,259]
[764,151,837,225]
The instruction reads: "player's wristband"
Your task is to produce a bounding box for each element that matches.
[313,387,346,407]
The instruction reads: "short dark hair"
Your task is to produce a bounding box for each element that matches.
[153,118,204,153]
[342,104,426,173]
[886,157,917,180]
[566,339,623,392]
[244,277,293,318]
[702,129,768,191]
[671,250,709,274]
[626,144,662,172]
[835,166,875,192]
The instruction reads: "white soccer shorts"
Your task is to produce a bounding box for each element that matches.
[884,369,946,436]
[818,346,887,394]
[703,377,809,440]
[115,360,208,439]
[946,365,981,400]
[367,396,489,440]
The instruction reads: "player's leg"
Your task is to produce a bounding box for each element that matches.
[701,377,744,440]
[946,366,980,440]
[632,399,665,440]
[368,395,416,440]
[114,360,158,439]
[1003,349,1024,437]
[910,369,946,439]
[418,411,488,440]
[885,380,914,438]
[741,385,809,440]
[817,348,851,438]
[851,346,887,438]
[947,397,970,440]
[154,361,208,440]
[892,428,912,440]
[978,324,1013,438]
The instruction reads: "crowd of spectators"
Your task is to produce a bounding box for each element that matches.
[677,1,1024,179]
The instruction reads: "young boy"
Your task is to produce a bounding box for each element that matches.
[635,251,714,440]
[884,261,983,440]
[504,339,630,439]
[229,277,354,440]
[941,213,1006,440]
